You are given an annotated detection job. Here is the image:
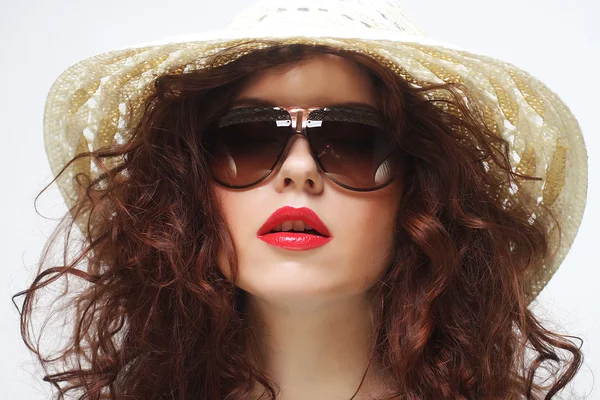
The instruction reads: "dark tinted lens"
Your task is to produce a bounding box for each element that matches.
[307,120,399,189]
[206,120,289,187]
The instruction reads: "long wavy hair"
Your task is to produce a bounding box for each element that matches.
[14,41,584,399]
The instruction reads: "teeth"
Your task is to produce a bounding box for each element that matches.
[271,220,315,232]
[292,220,306,231]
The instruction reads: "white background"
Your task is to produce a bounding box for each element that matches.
[1,0,598,398]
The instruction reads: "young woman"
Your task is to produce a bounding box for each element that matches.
[14,1,587,399]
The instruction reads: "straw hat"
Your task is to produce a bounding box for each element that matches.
[43,0,588,305]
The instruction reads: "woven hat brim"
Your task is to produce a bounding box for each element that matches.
[42,26,588,306]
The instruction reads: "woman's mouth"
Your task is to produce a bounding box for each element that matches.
[258,230,332,250]
[257,206,332,250]
[268,220,325,236]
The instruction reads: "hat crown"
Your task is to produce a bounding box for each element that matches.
[225,0,426,37]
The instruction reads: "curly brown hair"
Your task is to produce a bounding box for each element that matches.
[13,41,584,399]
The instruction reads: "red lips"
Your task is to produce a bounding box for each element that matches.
[257,206,331,237]
[257,206,333,251]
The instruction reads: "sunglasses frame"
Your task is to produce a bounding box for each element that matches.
[207,105,402,192]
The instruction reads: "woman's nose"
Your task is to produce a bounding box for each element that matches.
[273,135,324,193]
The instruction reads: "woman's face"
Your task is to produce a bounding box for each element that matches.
[213,54,402,305]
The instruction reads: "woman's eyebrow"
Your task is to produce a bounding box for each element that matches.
[231,97,380,112]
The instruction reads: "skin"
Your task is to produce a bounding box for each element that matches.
[213,54,402,399]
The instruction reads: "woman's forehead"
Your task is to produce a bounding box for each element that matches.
[235,54,378,109]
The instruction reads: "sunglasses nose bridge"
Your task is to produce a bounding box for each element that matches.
[288,108,309,135]
[283,108,317,159]
[277,110,317,170]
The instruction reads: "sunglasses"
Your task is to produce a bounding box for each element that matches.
[204,105,402,192]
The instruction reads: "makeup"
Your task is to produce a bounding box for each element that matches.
[258,232,332,250]
[257,206,333,250]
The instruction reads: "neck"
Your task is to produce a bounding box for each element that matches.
[242,291,394,399]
